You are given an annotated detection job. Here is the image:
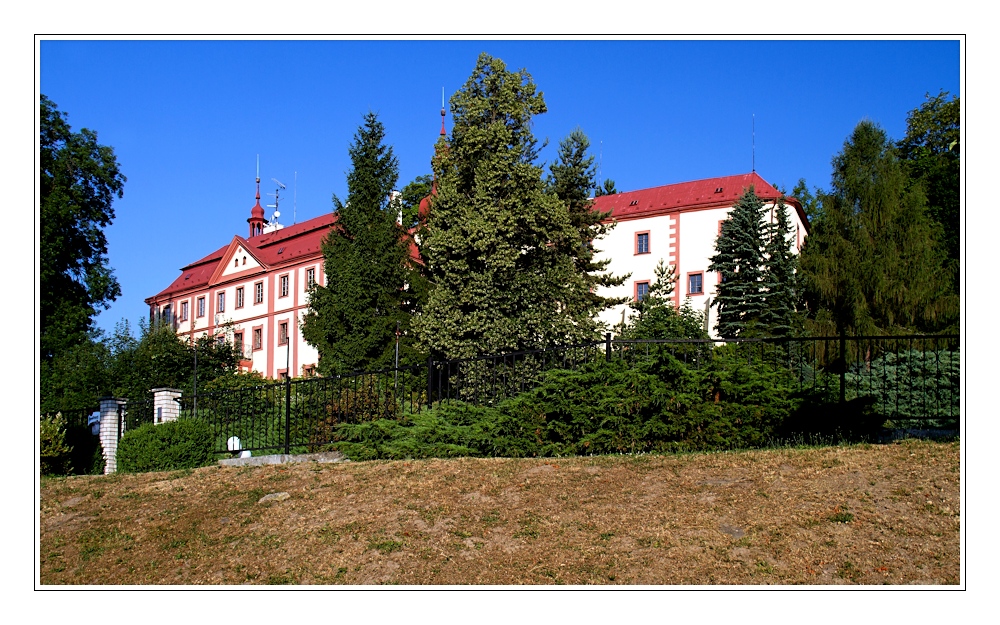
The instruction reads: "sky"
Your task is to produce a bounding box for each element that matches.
[38,37,961,338]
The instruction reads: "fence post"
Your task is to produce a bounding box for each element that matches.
[426,356,434,407]
[151,388,183,424]
[284,375,292,455]
[605,332,612,362]
[839,329,847,405]
[98,397,126,474]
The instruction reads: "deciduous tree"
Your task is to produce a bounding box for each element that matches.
[40,95,125,361]
[799,120,957,335]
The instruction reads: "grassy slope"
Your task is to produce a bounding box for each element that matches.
[39,440,960,585]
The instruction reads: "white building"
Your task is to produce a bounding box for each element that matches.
[591,172,808,337]
[146,179,332,379]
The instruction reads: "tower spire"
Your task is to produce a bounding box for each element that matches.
[248,155,267,238]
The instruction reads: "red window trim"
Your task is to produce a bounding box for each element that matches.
[634,279,651,302]
[686,271,704,296]
[634,230,651,255]
[254,281,264,305]
[196,296,206,318]
[252,325,264,351]
[279,273,290,298]
[235,286,245,309]
[278,320,289,345]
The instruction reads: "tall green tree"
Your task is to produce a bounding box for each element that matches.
[760,196,799,336]
[594,178,618,196]
[897,91,960,292]
[301,112,420,374]
[40,95,126,361]
[547,128,629,332]
[415,53,584,360]
[799,120,957,335]
[708,187,768,338]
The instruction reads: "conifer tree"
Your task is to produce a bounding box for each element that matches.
[414,53,583,360]
[547,128,629,332]
[621,259,706,340]
[760,196,799,336]
[708,187,768,338]
[799,120,957,335]
[302,112,419,374]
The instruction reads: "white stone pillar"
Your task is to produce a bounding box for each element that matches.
[98,397,125,474]
[151,388,183,424]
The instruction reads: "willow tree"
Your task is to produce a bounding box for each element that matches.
[415,53,584,360]
[799,120,957,335]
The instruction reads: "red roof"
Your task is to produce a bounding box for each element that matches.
[148,212,337,302]
[592,172,807,226]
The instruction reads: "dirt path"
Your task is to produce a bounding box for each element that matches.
[39,439,960,585]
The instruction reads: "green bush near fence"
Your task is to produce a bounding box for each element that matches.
[40,413,73,475]
[117,418,214,473]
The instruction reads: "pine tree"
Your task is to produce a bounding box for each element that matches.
[301,112,418,374]
[799,120,957,335]
[547,128,629,332]
[414,53,583,360]
[708,187,768,338]
[760,196,799,336]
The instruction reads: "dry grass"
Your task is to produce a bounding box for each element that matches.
[38,439,960,585]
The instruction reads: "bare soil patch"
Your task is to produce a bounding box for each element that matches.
[38,440,960,585]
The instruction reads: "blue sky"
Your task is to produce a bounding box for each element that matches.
[39,38,961,337]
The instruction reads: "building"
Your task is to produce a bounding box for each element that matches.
[145,178,333,379]
[148,170,807,379]
[591,172,808,336]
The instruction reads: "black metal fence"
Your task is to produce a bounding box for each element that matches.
[45,333,959,458]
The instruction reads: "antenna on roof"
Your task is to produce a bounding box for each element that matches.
[267,178,286,225]
[293,171,297,225]
[752,114,755,173]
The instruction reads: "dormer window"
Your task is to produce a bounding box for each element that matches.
[715,187,724,193]
[629,200,639,206]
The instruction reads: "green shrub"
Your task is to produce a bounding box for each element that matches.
[117,418,214,473]
[40,413,73,475]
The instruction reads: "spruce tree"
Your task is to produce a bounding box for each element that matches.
[414,53,583,360]
[708,187,768,338]
[760,196,799,336]
[547,128,629,333]
[799,120,957,335]
[301,112,418,374]
[621,259,706,340]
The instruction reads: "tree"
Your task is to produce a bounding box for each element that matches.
[414,53,584,360]
[594,178,618,196]
[759,196,799,336]
[799,120,957,335]
[301,112,420,374]
[707,187,769,338]
[791,178,822,223]
[547,128,629,333]
[40,95,126,362]
[897,91,960,292]
[398,174,433,230]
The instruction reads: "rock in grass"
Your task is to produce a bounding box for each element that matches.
[258,492,290,503]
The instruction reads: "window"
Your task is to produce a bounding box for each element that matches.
[302,365,316,378]
[636,232,650,255]
[688,272,704,295]
[279,322,288,345]
[180,301,189,321]
[234,332,243,351]
[162,305,171,324]
[197,297,205,318]
[236,287,245,309]
[254,282,264,304]
[280,275,289,298]
[234,258,238,268]
[306,268,316,288]
[253,328,262,350]
[217,291,225,313]
[635,281,650,302]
